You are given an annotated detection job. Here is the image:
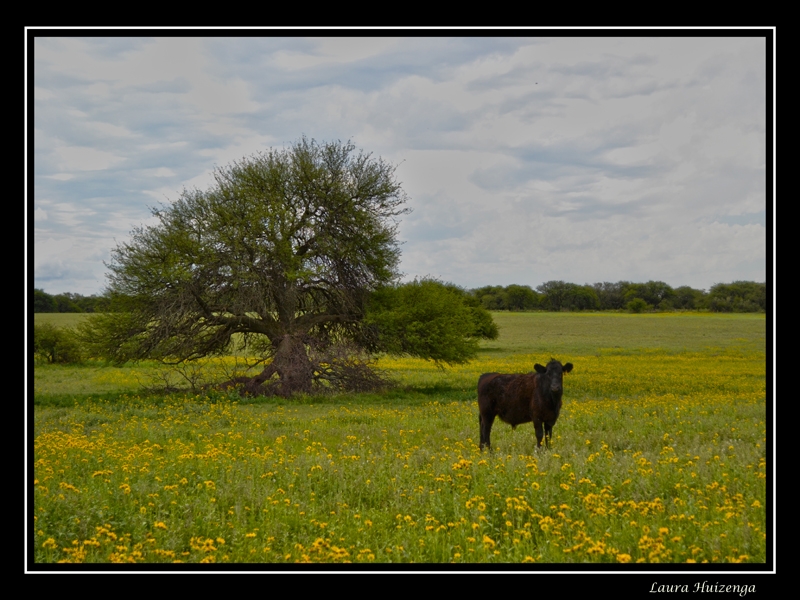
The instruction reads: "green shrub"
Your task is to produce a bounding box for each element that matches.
[626,298,650,313]
[33,323,84,364]
[366,278,498,365]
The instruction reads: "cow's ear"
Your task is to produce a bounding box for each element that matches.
[534,364,546,373]
[563,363,573,373]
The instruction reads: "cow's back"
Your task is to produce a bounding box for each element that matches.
[477,372,514,404]
[477,372,502,394]
[478,372,538,427]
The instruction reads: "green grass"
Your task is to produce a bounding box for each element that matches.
[483,312,766,356]
[33,313,93,328]
[32,312,766,401]
[31,312,768,565]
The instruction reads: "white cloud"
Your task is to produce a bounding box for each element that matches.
[52,204,98,227]
[33,86,55,100]
[191,77,260,118]
[271,38,401,70]
[53,146,126,172]
[146,167,177,178]
[86,120,137,138]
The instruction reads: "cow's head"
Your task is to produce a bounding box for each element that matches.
[534,360,573,394]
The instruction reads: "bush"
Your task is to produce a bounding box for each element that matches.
[366,278,498,366]
[626,298,651,313]
[33,323,84,364]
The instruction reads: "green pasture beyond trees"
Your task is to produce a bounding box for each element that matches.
[32,311,766,401]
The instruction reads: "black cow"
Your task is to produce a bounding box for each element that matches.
[478,359,574,450]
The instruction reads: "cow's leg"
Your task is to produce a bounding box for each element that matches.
[480,413,495,450]
[544,422,554,449]
[533,419,544,449]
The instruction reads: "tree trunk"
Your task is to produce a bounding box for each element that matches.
[256,334,314,396]
[216,332,390,398]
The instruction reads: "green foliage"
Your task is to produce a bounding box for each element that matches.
[536,281,599,311]
[592,281,631,310]
[33,322,84,364]
[472,285,508,310]
[536,280,568,310]
[75,310,146,364]
[459,290,500,340]
[467,280,763,313]
[366,278,498,366]
[32,289,110,313]
[52,294,82,313]
[70,292,110,313]
[33,288,56,312]
[570,285,600,310]
[672,285,705,310]
[623,280,676,310]
[504,284,541,310]
[707,281,766,312]
[626,298,650,313]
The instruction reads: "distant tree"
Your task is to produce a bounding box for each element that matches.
[32,289,91,312]
[472,285,508,310]
[672,286,706,310]
[537,281,598,311]
[536,281,572,311]
[707,281,766,312]
[569,285,600,311]
[592,281,631,310]
[52,294,82,313]
[71,294,106,313]
[624,281,676,310]
[504,284,541,311]
[33,289,56,313]
[61,292,93,312]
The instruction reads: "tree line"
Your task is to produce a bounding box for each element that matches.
[472,280,766,313]
[33,289,110,313]
[35,279,766,315]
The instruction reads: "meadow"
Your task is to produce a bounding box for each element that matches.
[31,312,768,565]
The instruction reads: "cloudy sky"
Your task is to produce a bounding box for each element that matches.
[30,33,771,297]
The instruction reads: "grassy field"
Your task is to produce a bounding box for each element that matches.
[33,313,92,328]
[30,312,768,565]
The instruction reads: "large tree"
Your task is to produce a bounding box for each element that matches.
[85,138,424,395]
[84,138,498,395]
